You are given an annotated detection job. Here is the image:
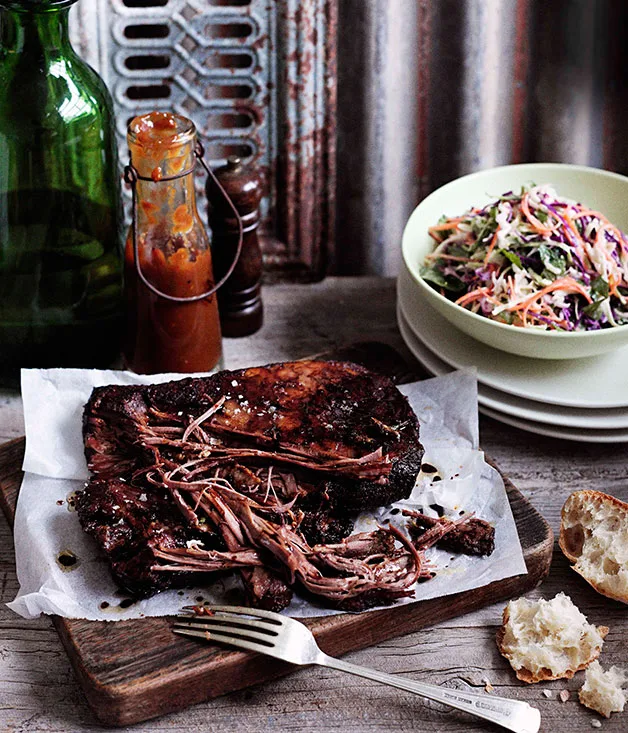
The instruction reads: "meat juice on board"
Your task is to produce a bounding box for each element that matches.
[123,112,222,374]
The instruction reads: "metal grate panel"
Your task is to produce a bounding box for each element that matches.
[70,0,337,278]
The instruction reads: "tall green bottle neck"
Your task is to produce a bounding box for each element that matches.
[1,5,74,55]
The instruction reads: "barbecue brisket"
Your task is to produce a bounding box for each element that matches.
[78,360,425,609]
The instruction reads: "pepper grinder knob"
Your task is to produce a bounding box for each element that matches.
[207,156,264,337]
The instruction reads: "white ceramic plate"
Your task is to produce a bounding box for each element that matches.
[479,404,628,444]
[398,262,628,409]
[398,304,628,430]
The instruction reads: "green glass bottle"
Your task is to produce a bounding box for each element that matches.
[0,0,122,382]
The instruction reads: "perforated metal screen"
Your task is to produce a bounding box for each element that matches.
[70,0,337,278]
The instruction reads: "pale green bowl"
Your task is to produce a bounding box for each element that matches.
[401,163,628,360]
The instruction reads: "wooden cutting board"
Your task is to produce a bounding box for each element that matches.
[0,343,553,727]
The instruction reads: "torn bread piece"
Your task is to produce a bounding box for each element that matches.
[496,593,608,683]
[559,490,628,604]
[579,660,627,718]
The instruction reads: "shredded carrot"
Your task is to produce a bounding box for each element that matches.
[483,227,501,264]
[509,277,592,312]
[428,220,463,232]
[572,210,628,251]
[572,208,607,221]
[455,287,490,307]
[521,193,557,235]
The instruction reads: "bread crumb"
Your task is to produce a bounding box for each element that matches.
[590,721,602,729]
[542,690,552,698]
[559,490,628,604]
[559,690,571,703]
[496,592,608,683]
[579,660,627,718]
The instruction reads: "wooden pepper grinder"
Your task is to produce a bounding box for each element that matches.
[207,156,263,337]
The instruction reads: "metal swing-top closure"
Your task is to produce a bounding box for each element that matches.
[124,139,243,304]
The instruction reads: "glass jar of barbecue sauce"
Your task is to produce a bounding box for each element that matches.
[123,113,223,374]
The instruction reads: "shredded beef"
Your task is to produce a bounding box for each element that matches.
[405,511,495,557]
[78,360,426,610]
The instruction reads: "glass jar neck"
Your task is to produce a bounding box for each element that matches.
[1,3,74,55]
[126,113,206,247]
[132,142,204,246]
[131,135,199,214]
[135,169,199,225]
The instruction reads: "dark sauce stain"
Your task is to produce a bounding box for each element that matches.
[56,499,64,506]
[421,463,438,474]
[119,598,135,609]
[429,503,445,517]
[390,508,400,515]
[100,601,110,610]
[177,590,185,596]
[195,596,204,603]
[225,587,244,604]
[459,509,465,516]
[432,476,442,483]
[56,550,80,572]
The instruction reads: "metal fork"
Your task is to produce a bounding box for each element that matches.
[173,606,540,733]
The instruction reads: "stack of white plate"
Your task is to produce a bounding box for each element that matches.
[397,264,628,443]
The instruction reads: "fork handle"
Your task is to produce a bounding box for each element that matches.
[316,654,540,733]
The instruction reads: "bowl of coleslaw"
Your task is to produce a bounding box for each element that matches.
[402,163,628,359]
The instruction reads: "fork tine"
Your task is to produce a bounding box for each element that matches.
[180,605,285,624]
[176,611,281,633]
[173,620,279,643]
[173,627,211,642]
[173,627,273,654]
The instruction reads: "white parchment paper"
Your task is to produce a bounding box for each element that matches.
[9,367,527,620]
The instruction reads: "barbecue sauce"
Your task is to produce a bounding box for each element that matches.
[123,112,222,374]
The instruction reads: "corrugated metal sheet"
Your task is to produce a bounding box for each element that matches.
[337,0,628,276]
[336,0,419,276]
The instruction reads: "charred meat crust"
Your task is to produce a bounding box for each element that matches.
[408,513,495,557]
[324,444,424,511]
[83,360,423,504]
[76,479,223,596]
[298,509,354,546]
[79,360,425,609]
[241,567,293,612]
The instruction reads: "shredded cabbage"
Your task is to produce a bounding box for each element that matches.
[421,184,628,331]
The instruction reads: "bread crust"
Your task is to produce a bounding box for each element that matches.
[496,604,609,684]
[559,490,628,605]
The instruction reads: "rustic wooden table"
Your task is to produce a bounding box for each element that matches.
[1,277,626,733]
